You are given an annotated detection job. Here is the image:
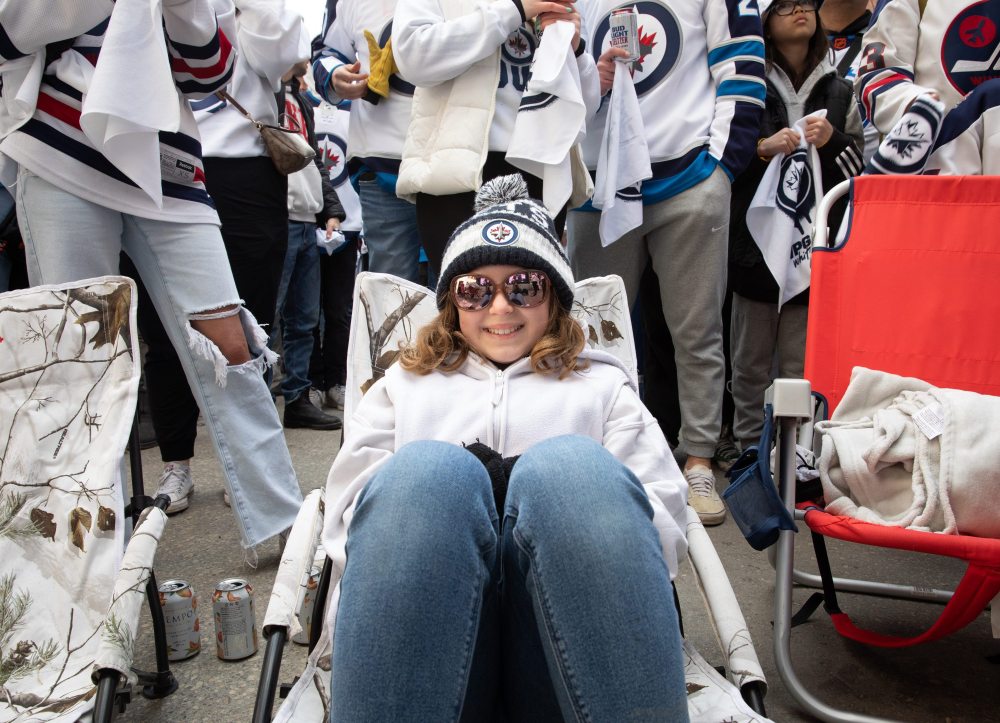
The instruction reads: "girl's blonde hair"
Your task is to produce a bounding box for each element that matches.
[399,297,587,379]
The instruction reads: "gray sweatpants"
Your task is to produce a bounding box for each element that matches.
[729,293,808,450]
[567,167,730,459]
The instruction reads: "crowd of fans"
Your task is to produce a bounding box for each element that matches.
[1,0,997,547]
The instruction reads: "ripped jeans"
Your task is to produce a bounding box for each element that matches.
[14,167,303,547]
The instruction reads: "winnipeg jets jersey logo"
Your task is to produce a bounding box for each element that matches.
[315,130,349,186]
[499,27,537,92]
[943,0,1000,94]
[592,1,682,96]
[776,148,815,234]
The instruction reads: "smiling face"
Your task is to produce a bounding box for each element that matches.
[454,265,553,366]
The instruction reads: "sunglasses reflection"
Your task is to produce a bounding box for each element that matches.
[453,271,549,311]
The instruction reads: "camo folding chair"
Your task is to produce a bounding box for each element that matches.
[762,176,1000,722]
[0,276,177,722]
[252,272,773,722]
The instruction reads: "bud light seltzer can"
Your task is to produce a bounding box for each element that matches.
[212,578,258,660]
[158,580,201,662]
[291,566,322,645]
[609,7,640,62]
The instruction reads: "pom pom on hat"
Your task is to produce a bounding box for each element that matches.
[435,175,575,310]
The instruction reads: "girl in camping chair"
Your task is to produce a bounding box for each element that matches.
[321,175,690,722]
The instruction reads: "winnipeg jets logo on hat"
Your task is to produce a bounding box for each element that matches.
[776,148,815,234]
[482,220,519,246]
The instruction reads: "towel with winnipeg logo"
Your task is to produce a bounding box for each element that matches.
[746,111,825,308]
[592,60,651,247]
[865,94,945,175]
[506,21,587,216]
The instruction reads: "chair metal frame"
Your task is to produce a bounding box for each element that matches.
[766,178,998,723]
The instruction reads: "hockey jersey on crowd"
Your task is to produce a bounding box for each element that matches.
[191,0,309,159]
[0,0,234,224]
[313,100,364,233]
[579,0,765,205]
[856,0,1000,132]
[313,0,414,181]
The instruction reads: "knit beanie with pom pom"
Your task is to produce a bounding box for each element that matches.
[435,174,575,310]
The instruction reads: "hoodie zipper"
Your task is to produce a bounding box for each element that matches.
[491,369,505,450]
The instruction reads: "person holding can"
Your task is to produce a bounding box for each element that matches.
[323,175,689,721]
[570,0,766,527]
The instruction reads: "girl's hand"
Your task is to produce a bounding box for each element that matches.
[521,0,576,21]
[597,47,630,94]
[536,3,582,52]
[758,128,801,159]
[803,116,833,148]
[326,218,341,239]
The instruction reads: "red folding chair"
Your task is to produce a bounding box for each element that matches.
[767,175,1000,722]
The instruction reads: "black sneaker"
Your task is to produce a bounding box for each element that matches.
[283,394,342,430]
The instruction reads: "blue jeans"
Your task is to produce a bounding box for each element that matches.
[331,436,688,723]
[15,167,302,547]
[358,178,424,283]
[274,220,322,402]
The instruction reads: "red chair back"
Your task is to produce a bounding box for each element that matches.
[805,175,1000,413]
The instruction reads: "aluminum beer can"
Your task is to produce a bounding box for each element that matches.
[212,578,258,660]
[291,565,322,645]
[157,580,201,662]
[609,7,640,62]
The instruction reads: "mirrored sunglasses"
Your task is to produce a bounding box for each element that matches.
[451,270,550,311]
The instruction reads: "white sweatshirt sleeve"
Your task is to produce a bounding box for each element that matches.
[393,0,525,87]
[232,0,308,93]
[602,381,689,579]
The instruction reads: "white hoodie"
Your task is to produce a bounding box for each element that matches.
[321,347,689,598]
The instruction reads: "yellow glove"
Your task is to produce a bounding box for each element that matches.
[364,29,399,100]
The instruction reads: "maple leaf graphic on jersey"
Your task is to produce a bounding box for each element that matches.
[324,148,340,170]
[631,26,658,73]
[508,34,529,55]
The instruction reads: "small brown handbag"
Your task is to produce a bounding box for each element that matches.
[215,90,315,175]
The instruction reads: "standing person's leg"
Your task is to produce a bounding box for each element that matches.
[502,435,688,722]
[122,216,302,549]
[358,177,423,283]
[126,257,200,513]
[203,157,289,331]
[566,210,648,307]
[415,190,476,275]
[639,265,681,447]
[730,293,780,451]
[318,237,356,410]
[647,167,730,522]
[277,222,340,430]
[775,304,808,378]
[331,441,500,723]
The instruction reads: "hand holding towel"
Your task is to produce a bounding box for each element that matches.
[506,21,586,217]
[592,60,651,247]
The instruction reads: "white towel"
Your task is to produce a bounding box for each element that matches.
[746,111,825,307]
[506,21,586,217]
[592,61,651,247]
[80,0,181,208]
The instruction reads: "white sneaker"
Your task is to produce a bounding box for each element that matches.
[324,384,346,411]
[685,464,726,526]
[156,462,193,515]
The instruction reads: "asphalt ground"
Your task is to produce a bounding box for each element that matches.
[122,406,999,723]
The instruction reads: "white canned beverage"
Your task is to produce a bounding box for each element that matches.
[158,580,201,662]
[212,578,258,660]
[609,7,641,62]
[291,566,322,645]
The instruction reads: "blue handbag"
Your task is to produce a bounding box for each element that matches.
[722,404,797,550]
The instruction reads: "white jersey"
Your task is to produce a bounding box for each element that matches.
[314,0,414,171]
[193,0,309,159]
[856,0,1000,132]
[578,0,765,202]
[313,101,364,233]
